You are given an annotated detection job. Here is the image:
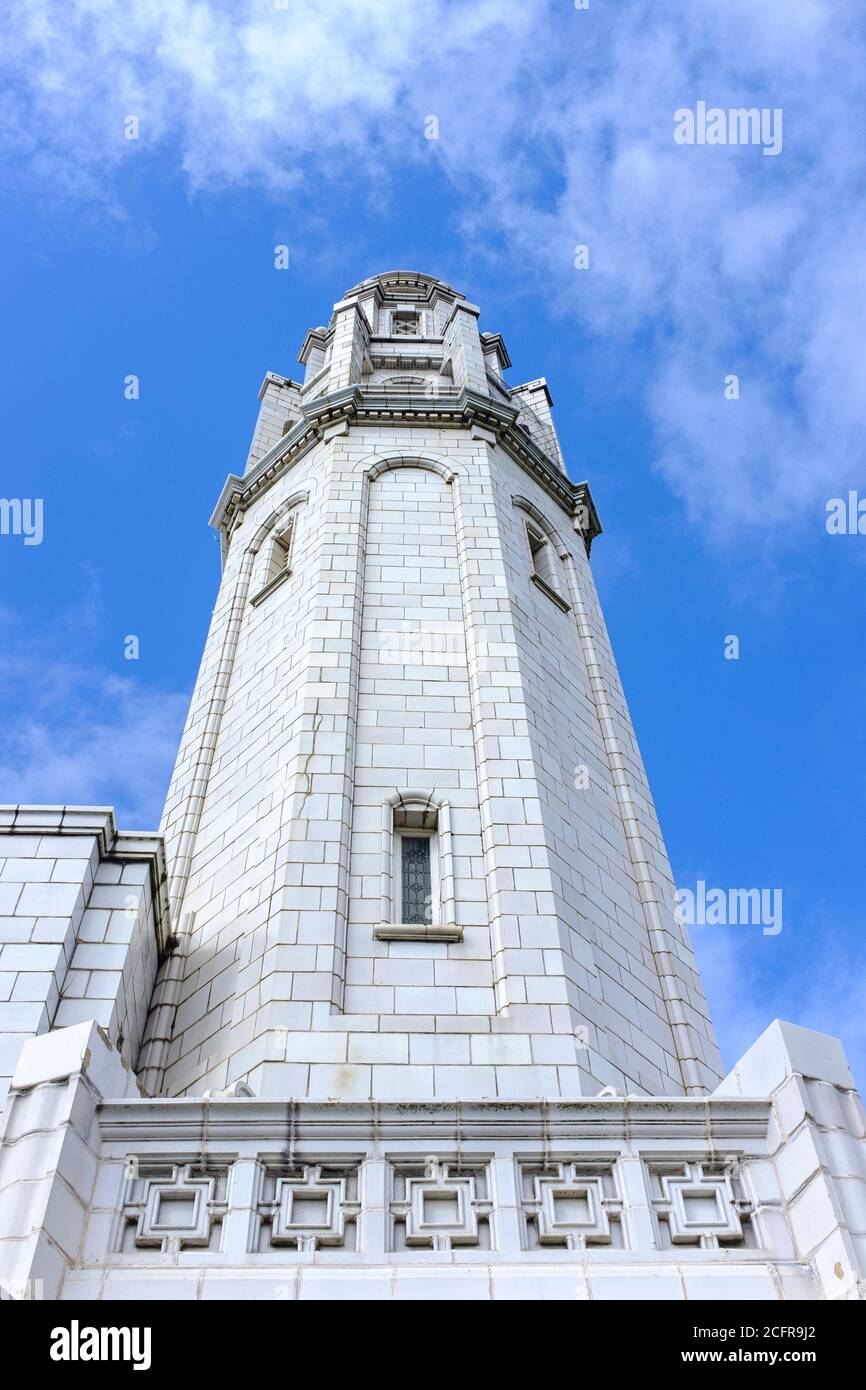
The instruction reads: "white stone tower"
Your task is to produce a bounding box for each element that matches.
[2,273,863,1303]
[138,269,722,1102]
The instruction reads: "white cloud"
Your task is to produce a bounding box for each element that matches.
[445,3,866,541]
[2,0,865,537]
[1,1,538,194]
[0,629,187,829]
[693,923,866,1093]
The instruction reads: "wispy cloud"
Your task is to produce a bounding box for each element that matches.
[0,612,187,828]
[693,922,866,1093]
[4,2,863,542]
[453,3,866,543]
[0,1,537,197]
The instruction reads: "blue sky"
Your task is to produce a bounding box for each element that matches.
[1,0,864,1086]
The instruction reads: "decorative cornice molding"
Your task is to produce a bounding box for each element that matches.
[0,803,119,843]
[209,384,603,554]
[480,331,512,371]
[298,326,331,364]
[342,269,464,304]
[511,376,553,407]
[258,372,301,399]
[97,1096,772,1146]
[0,804,169,953]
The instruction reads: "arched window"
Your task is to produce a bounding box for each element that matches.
[268,521,294,580]
[525,521,559,590]
[394,798,438,926]
[374,792,460,942]
[251,516,296,606]
[515,503,571,613]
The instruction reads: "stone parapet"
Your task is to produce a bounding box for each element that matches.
[2,1021,862,1301]
[0,808,167,1114]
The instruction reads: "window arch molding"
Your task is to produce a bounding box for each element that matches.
[512,494,572,612]
[247,489,309,605]
[361,452,462,486]
[374,374,456,398]
[511,495,570,560]
[246,488,310,557]
[374,788,460,943]
[378,374,431,390]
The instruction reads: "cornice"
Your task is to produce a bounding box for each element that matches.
[258,372,301,399]
[297,326,331,364]
[480,331,512,371]
[367,335,444,348]
[0,803,120,844]
[512,376,553,407]
[368,350,446,372]
[210,385,603,553]
[98,1096,772,1146]
[0,804,169,953]
[342,270,463,304]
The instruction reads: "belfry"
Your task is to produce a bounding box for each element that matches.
[0,272,863,1300]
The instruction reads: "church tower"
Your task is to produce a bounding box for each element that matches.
[1,272,863,1302]
[138,270,722,1102]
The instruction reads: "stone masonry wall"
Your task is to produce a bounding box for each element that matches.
[0,808,165,1115]
[156,415,719,1101]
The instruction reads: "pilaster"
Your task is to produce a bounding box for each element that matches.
[443,300,488,394]
[327,300,371,392]
[0,1021,136,1299]
[717,1019,866,1299]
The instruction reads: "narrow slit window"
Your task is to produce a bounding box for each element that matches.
[252,518,297,606]
[266,521,294,584]
[377,795,460,942]
[393,799,439,927]
[526,523,558,589]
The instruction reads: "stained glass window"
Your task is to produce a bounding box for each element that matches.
[401,835,432,925]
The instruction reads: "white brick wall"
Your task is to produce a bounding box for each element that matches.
[244,374,302,473]
[344,464,492,1007]
[0,810,165,1112]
